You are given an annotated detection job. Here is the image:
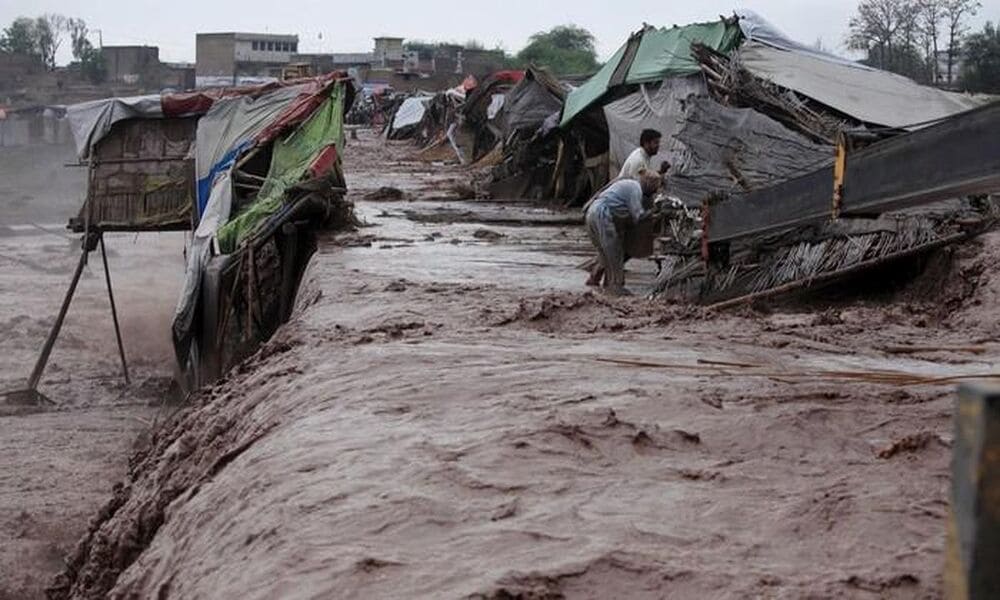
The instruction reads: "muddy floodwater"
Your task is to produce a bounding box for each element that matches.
[5,131,1000,599]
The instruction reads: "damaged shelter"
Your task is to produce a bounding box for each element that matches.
[44,73,357,395]
[488,11,997,305]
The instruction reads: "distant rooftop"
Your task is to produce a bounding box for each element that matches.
[197,32,298,42]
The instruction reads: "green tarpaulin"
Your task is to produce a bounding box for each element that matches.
[561,19,742,126]
[217,83,346,253]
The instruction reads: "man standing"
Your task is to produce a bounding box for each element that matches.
[619,129,671,180]
[585,173,662,296]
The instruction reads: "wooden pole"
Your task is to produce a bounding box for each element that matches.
[99,234,130,385]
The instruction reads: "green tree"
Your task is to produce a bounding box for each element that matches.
[36,14,67,69]
[962,21,1000,92]
[943,0,980,83]
[516,25,598,75]
[0,17,40,56]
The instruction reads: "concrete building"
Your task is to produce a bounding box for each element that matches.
[196,32,299,84]
[373,37,405,70]
[102,45,161,86]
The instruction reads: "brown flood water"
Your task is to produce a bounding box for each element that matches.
[9,131,1000,599]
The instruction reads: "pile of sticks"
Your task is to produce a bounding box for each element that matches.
[692,43,847,145]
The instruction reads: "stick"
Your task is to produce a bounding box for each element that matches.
[100,234,130,385]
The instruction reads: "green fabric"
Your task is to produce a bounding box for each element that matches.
[217,83,345,253]
[560,20,742,126]
[559,42,627,131]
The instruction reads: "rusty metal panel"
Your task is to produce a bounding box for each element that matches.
[946,381,1000,599]
[71,117,197,232]
[706,102,1000,243]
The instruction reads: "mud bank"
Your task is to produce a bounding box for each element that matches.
[50,131,1000,599]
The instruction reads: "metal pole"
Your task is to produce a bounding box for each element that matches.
[100,234,130,385]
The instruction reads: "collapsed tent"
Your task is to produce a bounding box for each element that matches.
[490,11,991,208]
[734,10,985,130]
[561,19,743,127]
[386,94,432,139]
[458,70,525,162]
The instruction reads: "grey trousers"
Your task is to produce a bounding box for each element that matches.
[585,204,625,291]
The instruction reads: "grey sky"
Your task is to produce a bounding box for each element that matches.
[3,0,999,65]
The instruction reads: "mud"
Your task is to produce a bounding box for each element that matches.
[20,130,1000,598]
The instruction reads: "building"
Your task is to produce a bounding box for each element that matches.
[291,52,374,75]
[373,37,405,70]
[102,45,161,86]
[196,32,299,84]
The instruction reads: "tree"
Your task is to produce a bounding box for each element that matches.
[962,21,1000,92]
[67,17,88,59]
[848,0,929,81]
[943,0,980,83]
[516,25,598,75]
[36,14,67,69]
[0,17,39,56]
[918,0,944,82]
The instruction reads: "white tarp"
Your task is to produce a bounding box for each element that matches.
[603,76,705,176]
[391,97,430,131]
[486,94,506,120]
[735,9,873,70]
[66,95,163,158]
[738,41,986,129]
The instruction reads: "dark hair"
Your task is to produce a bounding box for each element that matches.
[640,128,662,145]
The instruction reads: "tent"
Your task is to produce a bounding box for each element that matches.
[561,19,743,126]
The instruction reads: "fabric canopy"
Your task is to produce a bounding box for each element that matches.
[739,41,988,129]
[216,84,346,252]
[67,95,163,158]
[561,19,742,126]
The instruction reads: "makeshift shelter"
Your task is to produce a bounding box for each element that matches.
[63,74,356,391]
[486,68,573,200]
[459,70,524,162]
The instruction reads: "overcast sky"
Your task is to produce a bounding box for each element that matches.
[2,0,999,65]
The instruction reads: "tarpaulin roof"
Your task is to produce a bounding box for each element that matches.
[560,19,743,126]
[738,41,988,129]
[494,67,566,138]
[66,74,352,159]
[216,83,346,252]
[733,9,989,129]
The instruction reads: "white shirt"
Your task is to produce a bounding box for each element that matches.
[618,147,650,180]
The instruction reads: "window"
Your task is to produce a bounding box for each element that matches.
[252,41,259,51]
[291,43,297,53]
[281,42,288,52]
[267,42,274,51]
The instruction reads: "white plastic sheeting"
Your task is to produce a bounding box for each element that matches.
[603,76,705,176]
[66,95,163,158]
[486,94,506,120]
[738,41,986,129]
[735,9,872,69]
[391,96,431,131]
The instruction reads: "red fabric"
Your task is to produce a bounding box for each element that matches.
[490,70,525,84]
[254,80,336,146]
[160,72,351,119]
[307,145,339,179]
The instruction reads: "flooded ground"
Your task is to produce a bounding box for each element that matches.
[0,143,185,599]
[7,131,1000,599]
